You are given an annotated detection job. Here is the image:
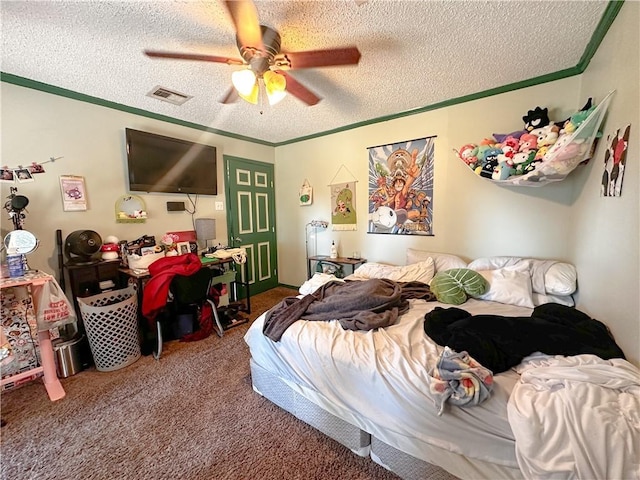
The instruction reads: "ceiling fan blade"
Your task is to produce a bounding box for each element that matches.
[220,87,239,104]
[278,71,321,106]
[145,50,244,65]
[223,0,264,51]
[278,47,361,70]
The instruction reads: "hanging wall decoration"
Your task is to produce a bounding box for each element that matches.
[601,124,631,197]
[59,175,88,211]
[299,178,313,206]
[330,182,357,231]
[368,136,435,235]
[1,157,63,184]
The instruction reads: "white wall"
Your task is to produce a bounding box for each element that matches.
[569,0,639,366]
[274,4,639,366]
[275,77,581,283]
[0,84,274,277]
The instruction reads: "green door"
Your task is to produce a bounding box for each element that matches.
[224,155,278,295]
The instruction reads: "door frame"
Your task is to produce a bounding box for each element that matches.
[223,155,278,295]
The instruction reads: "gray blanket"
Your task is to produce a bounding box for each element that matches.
[263,279,434,341]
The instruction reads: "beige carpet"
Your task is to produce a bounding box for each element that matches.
[1,287,455,480]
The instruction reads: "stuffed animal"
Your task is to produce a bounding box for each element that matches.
[478,147,502,164]
[512,151,537,175]
[554,97,593,130]
[479,158,499,178]
[562,105,596,134]
[492,161,514,180]
[534,145,549,161]
[518,133,538,152]
[531,124,559,148]
[455,144,479,167]
[500,136,520,156]
[523,106,550,132]
[492,130,526,143]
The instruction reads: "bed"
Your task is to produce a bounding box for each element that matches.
[244,249,639,479]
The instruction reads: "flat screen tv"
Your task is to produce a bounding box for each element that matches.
[125,128,218,195]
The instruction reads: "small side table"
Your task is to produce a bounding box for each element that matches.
[307,255,367,279]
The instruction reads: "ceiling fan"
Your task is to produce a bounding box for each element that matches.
[144,0,361,107]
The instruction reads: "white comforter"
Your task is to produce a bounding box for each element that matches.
[507,354,640,479]
[246,297,533,468]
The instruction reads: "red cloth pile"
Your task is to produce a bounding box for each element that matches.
[141,253,202,326]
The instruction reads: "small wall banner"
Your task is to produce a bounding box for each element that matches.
[331,182,357,231]
[299,179,313,206]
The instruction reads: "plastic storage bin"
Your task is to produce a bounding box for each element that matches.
[78,286,140,372]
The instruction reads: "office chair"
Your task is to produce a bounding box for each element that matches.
[153,267,229,359]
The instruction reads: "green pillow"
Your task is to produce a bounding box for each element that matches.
[430,268,489,305]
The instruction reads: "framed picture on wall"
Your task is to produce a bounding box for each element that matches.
[177,241,190,255]
[59,175,88,211]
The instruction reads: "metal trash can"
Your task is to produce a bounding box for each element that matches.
[52,335,85,378]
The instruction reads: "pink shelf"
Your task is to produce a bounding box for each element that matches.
[1,271,66,401]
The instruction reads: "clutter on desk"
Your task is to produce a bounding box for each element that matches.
[205,247,247,264]
[122,234,164,270]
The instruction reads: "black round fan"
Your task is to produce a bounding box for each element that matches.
[64,230,102,265]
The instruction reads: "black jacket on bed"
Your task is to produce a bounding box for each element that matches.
[423,303,626,373]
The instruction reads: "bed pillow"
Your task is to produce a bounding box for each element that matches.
[532,293,575,307]
[467,256,577,295]
[476,267,535,308]
[299,273,343,294]
[430,268,488,305]
[544,263,577,296]
[406,248,468,272]
[348,258,435,284]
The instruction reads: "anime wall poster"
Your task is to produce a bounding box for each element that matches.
[368,136,435,235]
[331,182,357,230]
[601,124,630,197]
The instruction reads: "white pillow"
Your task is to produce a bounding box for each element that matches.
[468,256,577,295]
[349,258,435,284]
[532,292,575,307]
[544,263,577,296]
[299,273,343,295]
[406,248,467,272]
[476,266,535,308]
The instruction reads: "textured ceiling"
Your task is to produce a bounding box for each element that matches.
[1,1,609,145]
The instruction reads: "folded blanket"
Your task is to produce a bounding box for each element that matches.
[429,347,493,415]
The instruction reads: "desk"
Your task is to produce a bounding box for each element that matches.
[307,255,367,279]
[120,256,251,354]
[1,272,65,401]
[120,256,250,313]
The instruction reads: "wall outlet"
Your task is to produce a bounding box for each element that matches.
[215,201,224,211]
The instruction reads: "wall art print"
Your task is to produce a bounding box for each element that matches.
[330,181,357,231]
[601,124,630,197]
[59,175,88,211]
[368,136,435,235]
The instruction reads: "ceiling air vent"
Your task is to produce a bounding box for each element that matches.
[146,86,192,106]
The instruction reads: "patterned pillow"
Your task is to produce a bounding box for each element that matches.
[430,268,489,305]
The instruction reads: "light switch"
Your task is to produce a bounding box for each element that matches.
[215,201,224,211]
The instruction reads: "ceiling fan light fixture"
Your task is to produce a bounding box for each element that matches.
[231,68,257,96]
[238,83,259,104]
[264,70,287,105]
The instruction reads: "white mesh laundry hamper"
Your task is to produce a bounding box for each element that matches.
[78,286,141,371]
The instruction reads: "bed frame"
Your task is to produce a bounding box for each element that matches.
[250,359,521,480]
